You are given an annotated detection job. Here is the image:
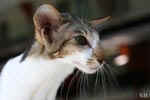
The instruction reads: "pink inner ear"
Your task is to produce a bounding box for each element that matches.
[33,4,62,45]
[37,13,56,29]
[42,23,54,43]
[33,4,61,31]
[43,23,51,35]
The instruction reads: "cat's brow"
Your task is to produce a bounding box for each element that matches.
[62,14,93,36]
[73,26,89,35]
[74,29,86,34]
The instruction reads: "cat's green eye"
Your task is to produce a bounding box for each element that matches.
[75,35,88,46]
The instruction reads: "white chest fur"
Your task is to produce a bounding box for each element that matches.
[0,55,75,100]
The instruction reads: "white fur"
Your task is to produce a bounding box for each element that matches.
[0,32,100,100]
[62,49,94,73]
[0,55,75,100]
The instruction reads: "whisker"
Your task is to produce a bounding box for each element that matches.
[103,61,119,88]
[66,70,80,100]
[82,73,87,96]
[76,72,82,96]
[95,71,98,86]
[103,67,117,88]
[102,67,112,87]
[83,73,89,96]
[85,74,89,87]
[100,67,107,98]
[94,71,99,91]
[79,72,84,97]
[60,81,65,98]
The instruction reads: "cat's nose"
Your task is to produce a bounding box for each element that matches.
[93,46,104,63]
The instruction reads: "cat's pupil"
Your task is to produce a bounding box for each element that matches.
[75,35,87,45]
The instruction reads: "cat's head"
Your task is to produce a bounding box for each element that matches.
[33,4,110,74]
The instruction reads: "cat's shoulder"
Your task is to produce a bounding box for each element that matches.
[1,55,24,73]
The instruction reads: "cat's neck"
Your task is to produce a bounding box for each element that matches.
[29,57,75,100]
[0,55,75,100]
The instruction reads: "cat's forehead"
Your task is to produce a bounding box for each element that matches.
[58,13,99,46]
[61,13,93,33]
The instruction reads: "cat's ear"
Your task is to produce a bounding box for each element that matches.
[33,4,63,53]
[90,16,111,27]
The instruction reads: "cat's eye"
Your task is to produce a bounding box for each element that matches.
[75,35,88,46]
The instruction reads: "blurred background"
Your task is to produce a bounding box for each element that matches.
[0,0,150,100]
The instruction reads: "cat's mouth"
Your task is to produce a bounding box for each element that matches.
[72,60,103,74]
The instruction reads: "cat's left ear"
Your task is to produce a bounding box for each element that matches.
[33,4,64,53]
[90,16,111,27]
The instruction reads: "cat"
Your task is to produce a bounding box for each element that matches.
[0,4,110,100]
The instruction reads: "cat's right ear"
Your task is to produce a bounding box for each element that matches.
[33,4,62,46]
[90,16,111,27]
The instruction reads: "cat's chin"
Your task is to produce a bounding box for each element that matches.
[83,68,98,74]
[72,61,101,74]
